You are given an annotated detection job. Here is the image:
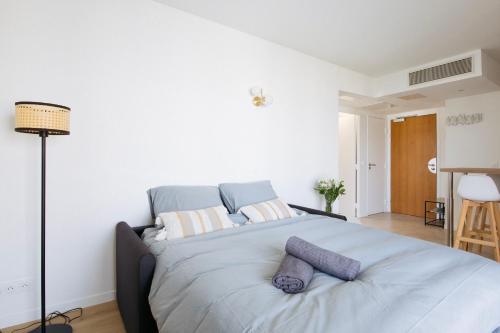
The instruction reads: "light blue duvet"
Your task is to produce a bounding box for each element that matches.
[144,215,500,333]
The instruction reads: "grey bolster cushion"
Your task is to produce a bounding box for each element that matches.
[285,236,361,281]
[272,254,314,294]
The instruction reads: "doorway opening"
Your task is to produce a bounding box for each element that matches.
[338,91,444,246]
[338,91,439,221]
[338,92,387,219]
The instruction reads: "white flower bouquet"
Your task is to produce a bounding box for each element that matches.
[314,179,346,213]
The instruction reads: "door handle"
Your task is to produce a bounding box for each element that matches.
[369,163,376,170]
[427,157,437,174]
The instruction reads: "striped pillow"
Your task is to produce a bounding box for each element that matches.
[155,205,235,241]
[238,198,297,223]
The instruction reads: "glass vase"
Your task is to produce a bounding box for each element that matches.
[325,201,333,213]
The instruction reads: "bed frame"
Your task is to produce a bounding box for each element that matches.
[116,204,347,333]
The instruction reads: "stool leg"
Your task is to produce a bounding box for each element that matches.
[496,203,500,240]
[495,203,500,247]
[465,206,477,252]
[486,202,500,262]
[454,200,470,249]
[477,206,487,253]
[464,206,471,251]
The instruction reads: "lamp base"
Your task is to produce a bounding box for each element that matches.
[29,324,73,333]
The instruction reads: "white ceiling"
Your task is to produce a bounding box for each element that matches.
[156,0,500,77]
[339,91,445,115]
[339,73,500,115]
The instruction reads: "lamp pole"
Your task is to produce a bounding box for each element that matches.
[40,130,47,333]
[15,101,72,333]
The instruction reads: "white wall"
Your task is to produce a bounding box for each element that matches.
[438,91,500,227]
[438,91,500,199]
[0,0,372,327]
[440,91,500,169]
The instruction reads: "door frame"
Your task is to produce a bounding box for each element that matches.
[338,112,360,218]
[385,108,442,213]
[366,115,387,215]
[339,106,387,218]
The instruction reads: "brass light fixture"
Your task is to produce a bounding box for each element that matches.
[249,87,273,107]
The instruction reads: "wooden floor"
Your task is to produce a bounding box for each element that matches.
[358,212,447,245]
[3,212,495,333]
[1,301,125,333]
[358,212,495,260]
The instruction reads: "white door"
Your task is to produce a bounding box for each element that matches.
[367,116,386,215]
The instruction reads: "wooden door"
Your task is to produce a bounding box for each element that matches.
[391,114,436,217]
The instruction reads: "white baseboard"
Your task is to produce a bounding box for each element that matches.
[0,290,116,329]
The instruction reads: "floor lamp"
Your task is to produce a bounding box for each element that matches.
[15,101,72,333]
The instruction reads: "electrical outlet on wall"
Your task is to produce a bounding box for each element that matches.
[0,278,34,296]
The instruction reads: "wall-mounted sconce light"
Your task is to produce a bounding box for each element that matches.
[249,87,273,107]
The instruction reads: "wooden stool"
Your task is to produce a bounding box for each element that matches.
[453,175,500,262]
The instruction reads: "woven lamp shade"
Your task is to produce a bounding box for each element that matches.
[15,101,70,135]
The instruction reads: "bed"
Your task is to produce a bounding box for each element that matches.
[115,185,500,333]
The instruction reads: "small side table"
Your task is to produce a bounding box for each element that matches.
[424,200,445,228]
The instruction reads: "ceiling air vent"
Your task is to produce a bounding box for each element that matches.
[409,57,472,86]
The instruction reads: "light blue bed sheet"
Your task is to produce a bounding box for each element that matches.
[144,215,500,333]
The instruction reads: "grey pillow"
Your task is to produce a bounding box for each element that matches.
[147,186,224,219]
[218,180,278,214]
[228,213,249,225]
